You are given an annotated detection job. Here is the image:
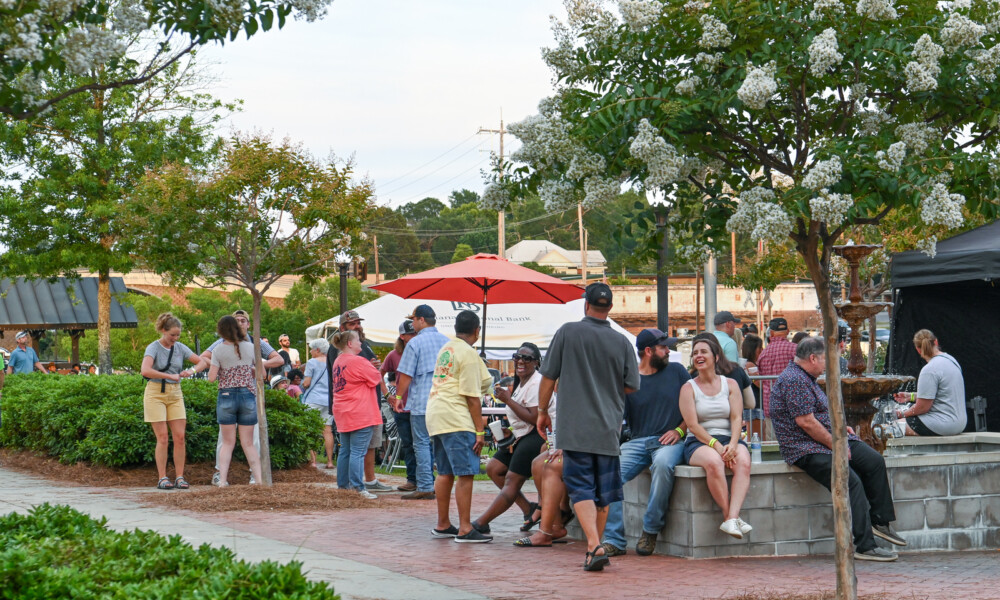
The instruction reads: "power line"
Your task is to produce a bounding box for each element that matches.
[378,140,489,197]
[366,208,572,237]
[376,132,481,189]
[393,158,489,205]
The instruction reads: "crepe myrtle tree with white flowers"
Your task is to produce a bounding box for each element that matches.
[485,0,1000,594]
[0,0,331,120]
[127,134,376,485]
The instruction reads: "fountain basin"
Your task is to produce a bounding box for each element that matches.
[567,433,1000,557]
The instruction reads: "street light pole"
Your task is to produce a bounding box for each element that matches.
[655,205,671,334]
[339,261,349,313]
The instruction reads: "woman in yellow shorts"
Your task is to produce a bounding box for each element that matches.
[140,313,205,489]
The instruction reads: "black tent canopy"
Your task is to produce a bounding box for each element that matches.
[888,220,1000,432]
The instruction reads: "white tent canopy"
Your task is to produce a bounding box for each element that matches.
[305,295,638,360]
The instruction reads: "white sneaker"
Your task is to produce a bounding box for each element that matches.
[249,471,256,485]
[211,471,221,487]
[720,518,743,539]
[737,518,753,535]
[358,490,378,500]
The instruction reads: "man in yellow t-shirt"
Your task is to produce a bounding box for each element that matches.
[426,310,494,543]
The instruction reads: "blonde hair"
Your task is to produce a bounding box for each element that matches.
[913,329,937,358]
[331,329,357,351]
[155,313,182,333]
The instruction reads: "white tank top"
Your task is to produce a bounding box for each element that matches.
[687,376,733,437]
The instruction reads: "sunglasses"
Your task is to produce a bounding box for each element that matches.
[511,353,536,362]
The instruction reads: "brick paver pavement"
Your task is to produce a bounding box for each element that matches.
[195,488,1000,600]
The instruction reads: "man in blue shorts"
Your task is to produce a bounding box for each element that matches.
[538,282,640,571]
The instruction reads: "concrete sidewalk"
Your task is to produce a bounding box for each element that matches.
[0,467,487,600]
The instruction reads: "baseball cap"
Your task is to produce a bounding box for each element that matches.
[232,309,249,319]
[769,317,789,331]
[713,311,742,326]
[635,328,678,352]
[340,310,364,326]
[406,304,436,320]
[399,320,416,335]
[269,374,288,388]
[14,331,28,340]
[583,282,613,308]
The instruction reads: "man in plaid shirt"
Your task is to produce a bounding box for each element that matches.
[757,318,797,421]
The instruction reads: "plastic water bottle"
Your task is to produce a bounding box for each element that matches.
[750,432,762,464]
[547,428,557,455]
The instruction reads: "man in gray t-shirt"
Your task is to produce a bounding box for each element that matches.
[537,282,639,571]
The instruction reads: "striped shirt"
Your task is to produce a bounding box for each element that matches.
[396,326,449,416]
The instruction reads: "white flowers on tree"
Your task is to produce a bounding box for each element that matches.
[855,0,897,21]
[619,0,661,30]
[939,13,986,53]
[875,141,907,171]
[727,187,793,243]
[737,61,778,110]
[905,34,943,92]
[629,119,687,189]
[916,235,938,258]
[694,52,724,70]
[808,29,843,77]
[920,183,965,229]
[698,14,733,48]
[968,44,1000,81]
[809,0,845,20]
[802,156,843,191]
[895,122,937,154]
[809,189,853,227]
[675,75,701,96]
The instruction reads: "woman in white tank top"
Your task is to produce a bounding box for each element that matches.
[679,336,753,539]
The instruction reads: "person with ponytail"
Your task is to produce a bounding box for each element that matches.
[140,313,205,490]
[894,329,967,436]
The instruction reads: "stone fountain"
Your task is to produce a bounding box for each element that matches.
[820,243,913,452]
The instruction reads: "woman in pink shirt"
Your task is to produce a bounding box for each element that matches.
[331,330,388,499]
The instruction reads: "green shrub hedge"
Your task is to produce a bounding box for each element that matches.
[0,504,339,599]
[0,373,323,469]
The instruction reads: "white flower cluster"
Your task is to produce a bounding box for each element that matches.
[808,28,843,77]
[566,151,607,180]
[60,24,125,75]
[855,0,897,21]
[565,0,607,30]
[629,119,687,188]
[619,0,660,30]
[675,75,702,96]
[480,183,512,210]
[895,122,937,154]
[698,14,733,49]
[675,242,713,267]
[583,176,620,206]
[940,13,985,52]
[289,0,331,22]
[112,0,150,34]
[904,34,943,92]
[858,105,894,136]
[920,183,965,228]
[809,0,845,20]
[542,18,582,82]
[802,156,842,190]
[509,113,580,173]
[4,12,46,63]
[951,0,972,9]
[737,61,777,110]
[539,179,581,208]
[683,0,704,13]
[809,189,853,226]
[989,158,1000,179]
[207,0,245,31]
[875,141,907,171]
[850,82,868,99]
[694,52,724,70]
[916,235,938,258]
[726,186,793,242]
[967,44,1000,81]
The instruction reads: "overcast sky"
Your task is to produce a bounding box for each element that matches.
[202,0,563,209]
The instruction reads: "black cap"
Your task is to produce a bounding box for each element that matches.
[713,310,741,326]
[635,328,678,352]
[406,304,436,319]
[399,320,416,335]
[769,317,788,331]
[583,282,613,308]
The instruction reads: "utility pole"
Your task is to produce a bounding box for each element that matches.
[478,114,506,257]
[704,254,718,332]
[373,234,380,284]
[578,202,587,284]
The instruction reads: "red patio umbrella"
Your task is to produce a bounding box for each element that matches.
[370,253,585,356]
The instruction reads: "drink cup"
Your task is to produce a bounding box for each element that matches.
[487,419,504,441]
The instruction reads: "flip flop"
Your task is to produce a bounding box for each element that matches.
[513,536,551,548]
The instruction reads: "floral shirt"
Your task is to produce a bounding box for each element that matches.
[210,341,256,390]
[769,361,861,465]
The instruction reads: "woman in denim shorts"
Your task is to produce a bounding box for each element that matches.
[208,315,262,487]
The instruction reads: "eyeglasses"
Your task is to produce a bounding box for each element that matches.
[511,354,536,362]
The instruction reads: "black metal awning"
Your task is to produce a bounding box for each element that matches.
[0,277,138,331]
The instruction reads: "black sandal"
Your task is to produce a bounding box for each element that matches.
[561,507,575,527]
[584,546,610,572]
[520,502,541,532]
[156,477,174,490]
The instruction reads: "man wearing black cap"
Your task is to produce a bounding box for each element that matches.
[537,282,640,572]
[601,328,692,558]
[712,311,742,363]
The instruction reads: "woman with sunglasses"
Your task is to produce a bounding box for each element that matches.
[471,342,553,534]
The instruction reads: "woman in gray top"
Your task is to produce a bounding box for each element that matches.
[139,313,205,490]
[894,329,966,436]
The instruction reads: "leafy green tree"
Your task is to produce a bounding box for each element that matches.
[129,133,376,485]
[450,243,475,263]
[283,276,379,325]
[448,188,481,208]
[0,43,223,373]
[491,2,1000,594]
[398,197,447,226]
[364,207,428,278]
[0,0,331,120]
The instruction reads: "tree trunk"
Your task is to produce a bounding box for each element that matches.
[800,242,857,600]
[97,270,112,374]
[252,290,274,486]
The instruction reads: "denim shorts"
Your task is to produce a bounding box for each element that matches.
[432,431,480,477]
[561,449,623,508]
[217,387,257,426]
[683,433,747,463]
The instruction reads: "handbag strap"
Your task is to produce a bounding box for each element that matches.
[301,361,328,404]
[160,344,175,393]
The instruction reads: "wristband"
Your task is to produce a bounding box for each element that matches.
[674,427,685,438]
[393,394,402,401]
[475,431,485,436]
[909,392,915,402]
[708,438,718,448]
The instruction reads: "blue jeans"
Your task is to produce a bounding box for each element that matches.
[410,414,435,492]
[393,411,417,483]
[602,436,685,549]
[337,426,375,491]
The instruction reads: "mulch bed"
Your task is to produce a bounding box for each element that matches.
[732,593,897,600]
[140,482,399,513]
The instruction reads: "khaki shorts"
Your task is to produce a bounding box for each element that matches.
[368,422,383,449]
[143,381,187,422]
